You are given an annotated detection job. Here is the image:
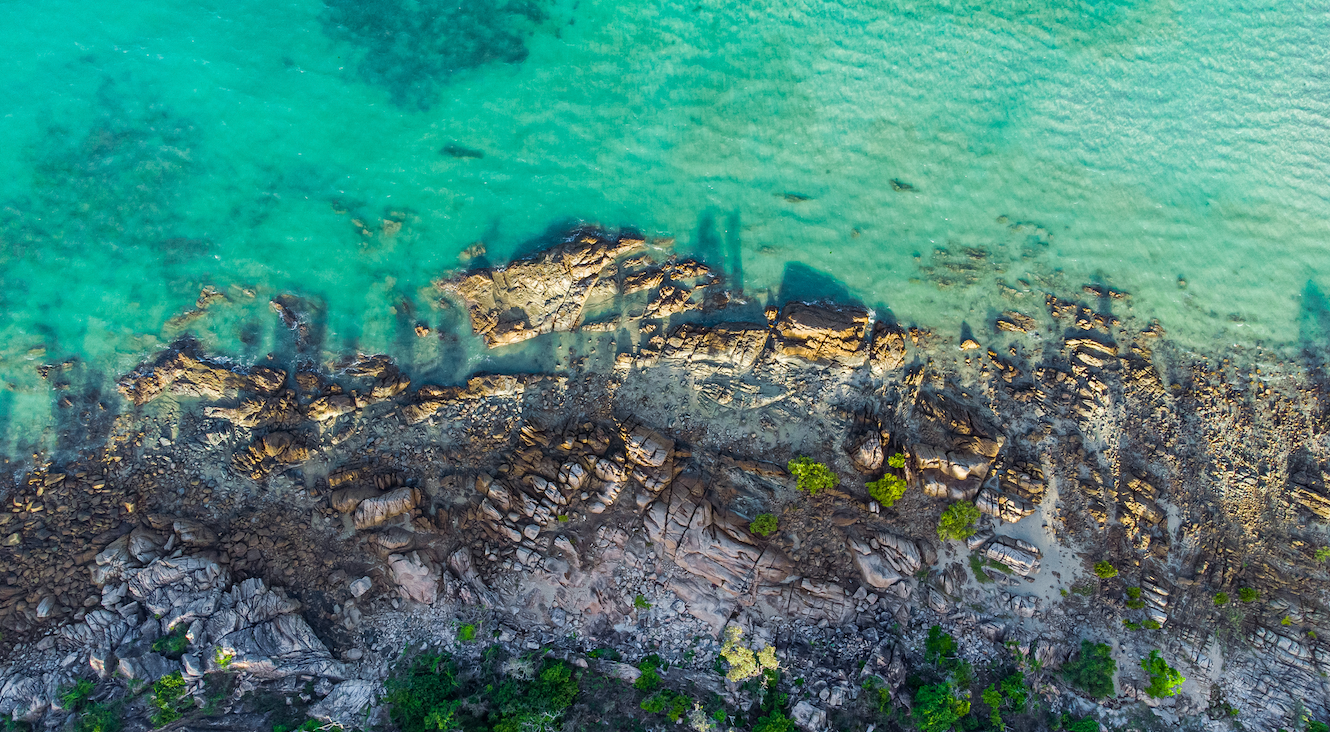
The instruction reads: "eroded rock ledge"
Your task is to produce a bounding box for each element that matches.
[4,229,1330,732]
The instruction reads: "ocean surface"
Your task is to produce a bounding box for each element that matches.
[2,0,1330,450]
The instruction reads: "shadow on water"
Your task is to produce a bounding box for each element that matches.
[320,0,547,110]
[775,261,861,308]
[692,210,745,291]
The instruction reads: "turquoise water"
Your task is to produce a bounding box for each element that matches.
[2,0,1330,447]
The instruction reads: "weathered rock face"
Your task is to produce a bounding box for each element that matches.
[353,487,423,530]
[982,537,1042,577]
[118,348,285,406]
[401,375,531,424]
[388,552,440,604]
[771,303,871,367]
[203,390,302,429]
[909,394,1005,501]
[437,231,645,347]
[231,431,309,480]
[868,321,908,375]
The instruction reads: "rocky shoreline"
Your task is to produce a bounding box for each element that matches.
[3,228,1330,731]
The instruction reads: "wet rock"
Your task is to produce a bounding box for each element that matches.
[437,231,645,347]
[401,375,531,424]
[119,348,285,406]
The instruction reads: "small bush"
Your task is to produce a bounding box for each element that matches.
[1140,650,1184,698]
[1214,592,1230,606]
[866,474,907,508]
[1316,547,1330,562]
[887,452,907,469]
[382,652,464,732]
[1238,587,1259,603]
[936,502,981,541]
[911,682,970,732]
[151,626,189,659]
[1062,640,1116,699]
[981,685,1003,727]
[749,513,778,537]
[457,624,476,643]
[1309,721,1330,732]
[1126,587,1142,600]
[213,646,234,668]
[74,702,122,732]
[633,594,651,610]
[1093,561,1118,579]
[1126,599,1145,609]
[634,657,662,692]
[968,554,993,584]
[924,626,957,666]
[149,672,190,727]
[1060,714,1100,732]
[587,647,621,661]
[719,626,778,683]
[752,709,796,732]
[1142,619,1161,630]
[787,458,838,495]
[60,679,95,710]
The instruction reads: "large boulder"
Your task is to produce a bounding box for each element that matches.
[771,303,871,367]
[437,232,645,347]
[118,349,285,406]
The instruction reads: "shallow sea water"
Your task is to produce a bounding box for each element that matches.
[2,0,1329,449]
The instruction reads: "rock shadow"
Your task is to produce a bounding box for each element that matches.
[692,210,744,291]
[774,261,861,309]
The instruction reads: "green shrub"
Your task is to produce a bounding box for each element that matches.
[383,652,464,732]
[924,625,958,667]
[981,685,1002,727]
[787,458,838,495]
[1126,599,1145,609]
[968,554,993,584]
[1000,672,1027,710]
[633,594,651,610]
[1214,592,1230,606]
[491,660,579,732]
[639,691,692,722]
[74,703,122,732]
[213,646,234,668]
[866,474,907,508]
[1309,721,1330,732]
[1093,561,1118,579]
[887,452,907,469]
[936,502,981,541]
[457,624,476,642]
[1142,620,1161,630]
[752,709,796,732]
[149,672,190,727]
[587,647,621,661]
[1126,587,1142,600]
[911,682,970,732]
[1316,547,1330,562]
[151,626,189,659]
[60,679,95,710]
[1060,714,1100,732]
[634,657,662,692]
[749,513,778,537]
[1238,587,1259,603]
[1140,650,1184,698]
[1062,640,1116,699]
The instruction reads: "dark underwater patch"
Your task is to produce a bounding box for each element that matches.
[321,0,546,111]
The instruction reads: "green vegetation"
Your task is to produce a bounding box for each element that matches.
[981,685,1003,727]
[719,626,778,682]
[1093,561,1118,579]
[634,656,662,692]
[1126,599,1145,609]
[273,721,342,732]
[1214,591,1230,606]
[911,682,970,732]
[640,690,691,722]
[749,513,779,537]
[214,646,235,668]
[1309,721,1330,732]
[59,680,122,732]
[150,672,190,727]
[60,679,95,709]
[1238,587,1259,603]
[925,625,958,667]
[752,710,795,732]
[1126,587,1142,599]
[1062,640,1116,699]
[787,457,838,495]
[866,474,907,508]
[887,452,907,469]
[457,624,477,642]
[935,502,981,541]
[587,647,621,661]
[968,554,993,584]
[383,650,579,732]
[633,594,651,610]
[151,626,189,659]
[1316,547,1330,562]
[1058,714,1100,732]
[1140,650,1185,698]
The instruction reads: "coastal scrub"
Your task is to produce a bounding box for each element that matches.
[936,502,981,541]
[787,458,837,495]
